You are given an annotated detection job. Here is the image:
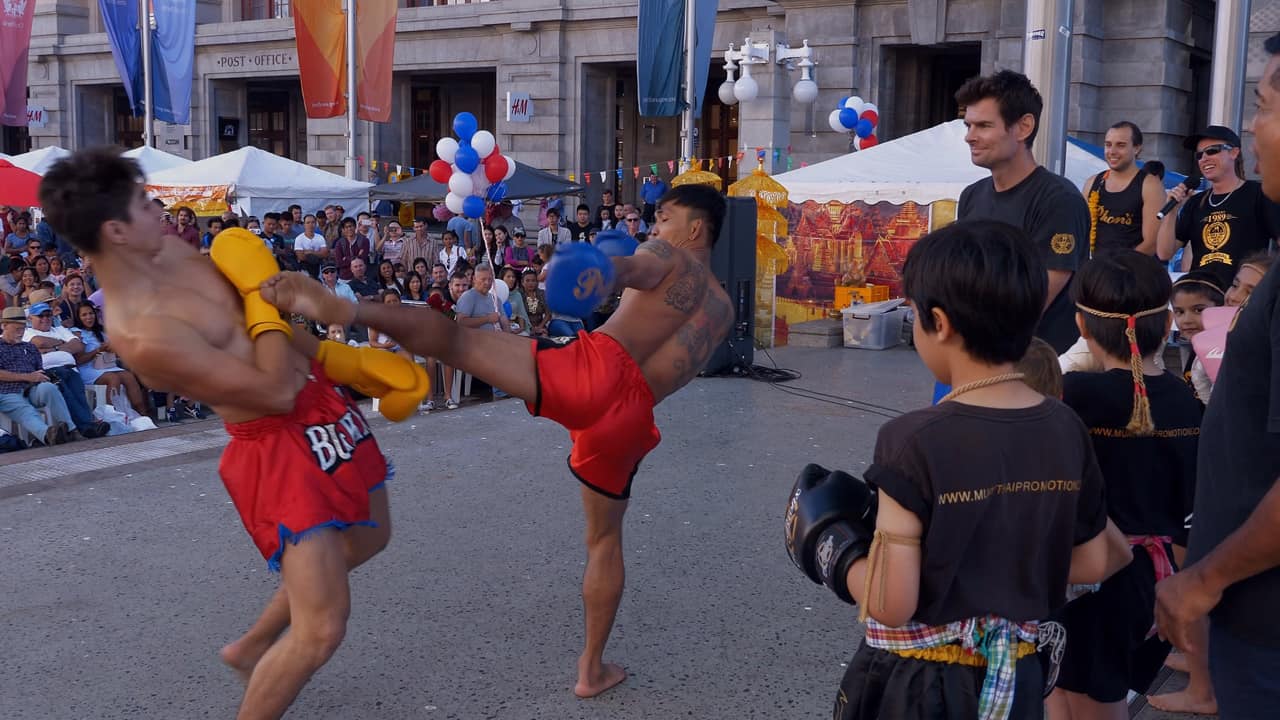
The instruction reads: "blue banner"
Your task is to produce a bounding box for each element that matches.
[691,0,718,119]
[150,0,194,125]
[637,0,683,117]
[98,0,143,116]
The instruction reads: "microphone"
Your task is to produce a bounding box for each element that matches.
[1157,174,1202,219]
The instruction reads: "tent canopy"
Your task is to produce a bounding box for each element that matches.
[123,145,192,178]
[369,160,583,202]
[9,145,70,175]
[146,146,371,216]
[775,120,1108,205]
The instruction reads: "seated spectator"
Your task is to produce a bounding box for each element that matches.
[47,256,66,287]
[346,257,380,301]
[513,268,549,337]
[71,300,147,414]
[5,212,34,255]
[0,306,73,446]
[410,257,430,284]
[15,267,38,307]
[498,266,529,333]
[455,264,511,398]
[430,262,449,288]
[402,271,428,302]
[460,260,475,286]
[367,290,414,361]
[393,262,407,282]
[56,272,88,326]
[319,263,358,304]
[21,303,109,438]
[0,257,23,305]
[23,238,42,262]
[376,259,404,295]
[32,255,51,284]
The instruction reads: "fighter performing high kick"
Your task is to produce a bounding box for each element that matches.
[261,184,733,698]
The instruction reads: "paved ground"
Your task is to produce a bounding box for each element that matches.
[0,344,1208,719]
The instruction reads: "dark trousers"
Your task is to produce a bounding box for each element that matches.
[1210,621,1280,719]
[46,365,96,432]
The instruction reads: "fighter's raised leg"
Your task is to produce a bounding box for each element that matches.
[262,272,538,403]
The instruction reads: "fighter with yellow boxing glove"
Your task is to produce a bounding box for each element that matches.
[209,228,429,421]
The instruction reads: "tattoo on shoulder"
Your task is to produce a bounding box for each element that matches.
[641,240,674,259]
[664,255,706,314]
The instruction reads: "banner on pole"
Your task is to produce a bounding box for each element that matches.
[356,0,396,122]
[150,0,195,124]
[99,0,144,117]
[295,0,347,118]
[636,0,683,117]
[0,0,39,126]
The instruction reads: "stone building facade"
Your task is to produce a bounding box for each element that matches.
[7,0,1280,204]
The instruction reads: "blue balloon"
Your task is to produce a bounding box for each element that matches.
[502,301,513,317]
[838,108,858,132]
[545,242,615,318]
[593,229,638,258]
[855,118,874,138]
[486,181,507,203]
[462,194,486,219]
[454,145,480,174]
[453,112,478,142]
[837,96,850,109]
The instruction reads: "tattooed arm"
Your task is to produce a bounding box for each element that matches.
[612,239,677,291]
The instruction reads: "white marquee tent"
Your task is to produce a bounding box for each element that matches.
[774,119,1107,205]
[123,145,192,178]
[8,145,70,175]
[146,146,371,216]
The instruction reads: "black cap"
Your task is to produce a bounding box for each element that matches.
[321,262,337,272]
[512,228,526,236]
[1183,125,1241,151]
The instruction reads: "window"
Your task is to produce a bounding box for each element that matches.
[241,0,290,20]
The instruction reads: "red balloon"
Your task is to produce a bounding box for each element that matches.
[859,109,878,126]
[859,134,879,150]
[484,154,507,183]
[491,143,501,157]
[429,160,452,183]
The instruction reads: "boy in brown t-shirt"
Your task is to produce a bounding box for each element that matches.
[785,220,1133,720]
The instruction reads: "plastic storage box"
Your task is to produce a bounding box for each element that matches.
[842,299,908,350]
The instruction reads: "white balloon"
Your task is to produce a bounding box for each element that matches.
[471,167,491,193]
[444,192,464,215]
[862,102,878,116]
[471,130,496,159]
[844,95,864,111]
[448,172,474,197]
[492,277,510,303]
[436,137,459,164]
[828,109,850,133]
[502,155,517,181]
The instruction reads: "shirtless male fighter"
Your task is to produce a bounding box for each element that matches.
[262,184,733,698]
[38,148,428,720]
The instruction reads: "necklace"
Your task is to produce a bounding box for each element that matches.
[938,372,1027,403]
[1207,181,1243,208]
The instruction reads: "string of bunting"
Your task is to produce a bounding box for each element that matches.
[354,145,809,185]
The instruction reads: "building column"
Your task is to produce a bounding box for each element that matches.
[736,28,791,178]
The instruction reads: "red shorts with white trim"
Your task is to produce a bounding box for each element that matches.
[526,331,661,500]
[219,363,390,570]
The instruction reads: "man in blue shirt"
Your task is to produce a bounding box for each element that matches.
[446,213,478,254]
[640,173,668,224]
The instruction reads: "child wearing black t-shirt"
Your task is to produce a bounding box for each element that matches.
[785,220,1131,720]
[1047,252,1201,719]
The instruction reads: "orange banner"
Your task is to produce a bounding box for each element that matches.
[294,0,346,119]
[356,0,397,123]
[146,184,231,217]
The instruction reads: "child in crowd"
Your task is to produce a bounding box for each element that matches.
[1016,337,1063,397]
[1169,270,1225,405]
[1046,251,1200,720]
[1225,251,1274,307]
[367,289,413,362]
[787,220,1130,720]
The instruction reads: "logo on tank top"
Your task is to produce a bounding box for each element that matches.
[1097,206,1135,225]
[303,407,374,473]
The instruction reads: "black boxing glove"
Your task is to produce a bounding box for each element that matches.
[783,463,878,604]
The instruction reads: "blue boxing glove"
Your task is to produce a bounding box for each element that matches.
[546,241,615,318]
[594,229,638,258]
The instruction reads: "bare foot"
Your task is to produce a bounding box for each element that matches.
[219,637,269,685]
[1164,652,1190,674]
[260,272,356,326]
[574,662,627,699]
[1147,689,1218,715]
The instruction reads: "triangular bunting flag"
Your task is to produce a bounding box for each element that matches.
[585,172,591,185]
[569,173,576,181]
[667,160,675,173]
[633,166,640,178]
[371,160,378,171]
[650,163,659,175]
[396,165,402,175]
[599,171,606,183]
[616,168,624,181]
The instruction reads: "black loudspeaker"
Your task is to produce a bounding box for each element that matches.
[703,196,756,375]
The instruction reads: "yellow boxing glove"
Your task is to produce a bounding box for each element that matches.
[315,341,430,422]
[210,228,292,339]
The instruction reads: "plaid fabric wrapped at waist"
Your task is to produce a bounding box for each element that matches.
[864,615,1039,720]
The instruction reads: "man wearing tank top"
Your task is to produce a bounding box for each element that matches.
[1081,121,1167,256]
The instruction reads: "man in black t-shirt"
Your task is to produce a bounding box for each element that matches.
[1080,121,1167,255]
[954,70,1090,354]
[1156,35,1280,718]
[568,203,595,243]
[1158,124,1280,289]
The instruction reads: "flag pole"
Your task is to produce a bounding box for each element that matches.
[345,0,358,179]
[679,0,696,173]
[140,0,154,148]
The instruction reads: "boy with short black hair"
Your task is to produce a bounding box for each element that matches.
[785,219,1131,720]
[1046,251,1200,719]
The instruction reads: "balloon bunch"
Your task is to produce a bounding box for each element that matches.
[827,96,879,150]
[429,112,518,219]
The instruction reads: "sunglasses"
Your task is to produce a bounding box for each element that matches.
[625,217,640,223]
[1195,144,1234,161]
